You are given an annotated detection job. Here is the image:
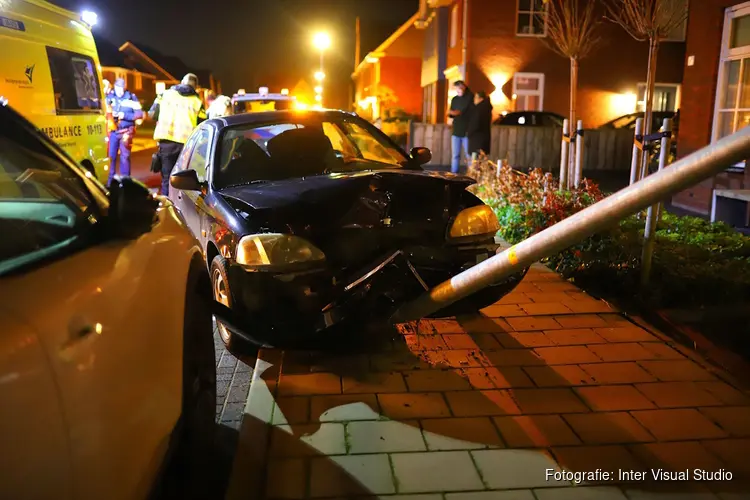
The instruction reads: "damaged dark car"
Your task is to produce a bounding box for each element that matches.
[169,109,528,347]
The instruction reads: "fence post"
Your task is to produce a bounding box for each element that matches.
[496,159,502,178]
[560,119,570,190]
[574,120,584,188]
[640,117,673,288]
[630,118,644,185]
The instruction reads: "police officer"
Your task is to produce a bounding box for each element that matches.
[150,73,207,195]
[106,78,143,185]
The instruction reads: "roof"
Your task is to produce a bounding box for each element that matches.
[119,41,214,87]
[95,36,127,68]
[352,12,420,78]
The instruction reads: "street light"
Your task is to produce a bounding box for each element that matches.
[314,71,325,82]
[314,85,323,94]
[312,31,331,81]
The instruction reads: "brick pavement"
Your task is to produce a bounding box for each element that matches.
[224,266,750,500]
[215,321,254,430]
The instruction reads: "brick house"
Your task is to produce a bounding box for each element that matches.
[672,0,750,216]
[119,41,221,104]
[416,0,687,127]
[352,12,424,120]
[95,37,157,108]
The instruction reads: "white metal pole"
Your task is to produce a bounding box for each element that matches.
[630,118,644,186]
[560,119,570,190]
[574,119,584,188]
[391,124,750,323]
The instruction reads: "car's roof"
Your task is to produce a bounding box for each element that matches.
[205,109,358,130]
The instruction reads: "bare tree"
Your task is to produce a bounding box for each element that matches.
[543,0,600,188]
[606,0,687,180]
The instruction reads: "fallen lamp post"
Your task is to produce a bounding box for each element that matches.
[391,125,750,323]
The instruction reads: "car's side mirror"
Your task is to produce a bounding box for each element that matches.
[410,147,432,166]
[170,169,203,192]
[108,177,158,239]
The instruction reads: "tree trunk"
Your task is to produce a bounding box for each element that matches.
[639,37,660,182]
[568,57,579,190]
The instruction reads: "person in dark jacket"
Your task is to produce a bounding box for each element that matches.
[447,80,474,173]
[105,78,143,186]
[467,91,493,157]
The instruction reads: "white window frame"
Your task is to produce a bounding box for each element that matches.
[516,0,547,38]
[712,2,750,152]
[663,0,689,42]
[450,4,459,48]
[636,82,682,112]
[512,72,545,111]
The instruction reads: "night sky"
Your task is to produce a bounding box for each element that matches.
[49,0,419,108]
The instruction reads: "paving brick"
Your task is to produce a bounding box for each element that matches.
[446,389,522,417]
[554,314,611,328]
[391,451,485,493]
[638,342,686,359]
[535,282,580,292]
[225,379,248,403]
[493,415,581,447]
[221,402,245,422]
[308,353,369,374]
[507,316,564,331]
[638,360,717,382]
[484,348,546,366]
[346,419,426,453]
[699,407,750,437]
[471,448,570,489]
[370,351,432,372]
[628,441,727,472]
[483,366,536,388]
[551,445,645,484]
[544,328,608,346]
[513,283,542,293]
[342,371,407,394]
[508,388,590,414]
[420,349,492,369]
[446,491,536,500]
[421,417,504,450]
[495,331,556,348]
[524,365,596,387]
[277,372,341,396]
[310,394,380,422]
[596,314,632,326]
[265,457,307,498]
[564,412,655,444]
[561,299,616,313]
[534,346,602,365]
[453,367,497,389]
[576,385,656,411]
[378,392,452,419]
[272,397,310,425]
[593,326,658,343]
[525,292,574,303]
[701,438,750,475]
[624,485,722,499]
[463,316,512,334]
[404,369,474,392]
[534,487,629,500]
[403,334,448,351]
[482,304,529,317]
[269,422,347,457]
[495,292,533,304]
[442,333,483,349]
[696,381,750,406]
[472,332,504,350]
[579,362,657,384]
[392,495,444,500]
[520,302,574,315]
[429,319,466,334]
[590,343,662,362]
[631,409,728,441]
[310,453,396,497]
[635,382,724,408]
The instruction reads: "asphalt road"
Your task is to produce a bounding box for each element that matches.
[128,146,161,190]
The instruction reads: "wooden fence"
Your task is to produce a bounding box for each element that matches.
[408,122,635,171]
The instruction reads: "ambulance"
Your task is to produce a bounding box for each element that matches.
[0,0,109,183]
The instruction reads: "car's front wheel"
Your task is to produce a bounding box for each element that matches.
[210,255,237,349]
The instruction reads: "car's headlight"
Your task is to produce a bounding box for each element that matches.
[236,233,325,267]
[448,205,500,240]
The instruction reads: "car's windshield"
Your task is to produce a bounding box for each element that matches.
[0,110,97,276]
[214,115,409,188]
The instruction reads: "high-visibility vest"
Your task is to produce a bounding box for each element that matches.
[153,89,203,144]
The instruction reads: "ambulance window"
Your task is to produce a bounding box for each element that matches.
[46,47,102,114]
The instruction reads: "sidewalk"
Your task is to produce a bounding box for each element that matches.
[225,265,750,499]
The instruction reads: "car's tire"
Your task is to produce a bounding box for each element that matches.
[210,255,238,349]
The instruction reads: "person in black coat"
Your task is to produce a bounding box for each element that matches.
[467,91,493,157]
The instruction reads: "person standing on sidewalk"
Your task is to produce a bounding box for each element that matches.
[447,80,474,174]
[150,73,207,195]
[467,91,493,158]
[106,78,143,186]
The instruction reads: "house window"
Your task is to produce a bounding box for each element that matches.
[423,83,435,124]
[512,73,544,111]
[664,0,689,42]
[636,83,681,112]
[713,3,750,147]
[134,72,143,91]
[516,0,547,37]
[450,4,459,48]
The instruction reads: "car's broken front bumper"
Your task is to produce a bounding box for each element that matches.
[223,240,528,341]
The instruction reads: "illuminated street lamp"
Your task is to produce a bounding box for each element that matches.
[314,71,325,82]
[314,85,323,94]
[315,94,322,102]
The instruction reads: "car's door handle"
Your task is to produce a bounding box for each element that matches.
[59,322,101,362]
[177,192,182,199]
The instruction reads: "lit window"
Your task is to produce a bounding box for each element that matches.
[516,0,547,37]
[512,73,544,111]
[636,83,681,112]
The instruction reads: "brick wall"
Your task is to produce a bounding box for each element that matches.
[380,57,424,117]
[464,0,686,126]
[672,0,746,214]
